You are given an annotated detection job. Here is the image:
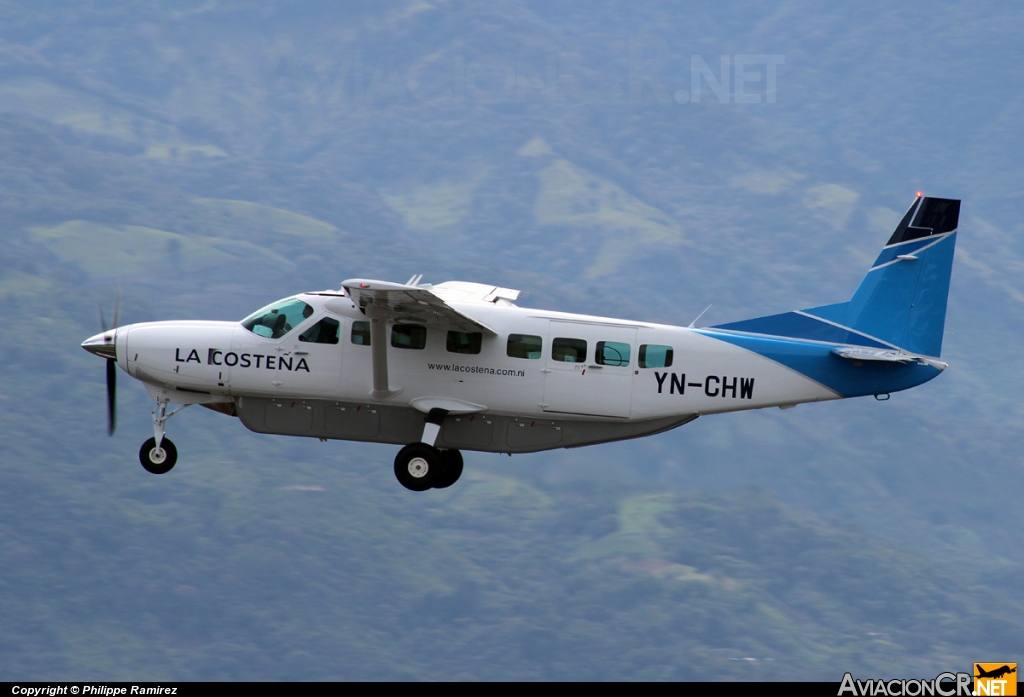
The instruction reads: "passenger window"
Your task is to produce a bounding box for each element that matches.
[351,321,371,346]
[596,341,631,367]
[552,337,587,363]
[639,344,674,368]
[507,334,542,360]
[447,331,482,355]
[299,317,340,345]
[392,324,426,349]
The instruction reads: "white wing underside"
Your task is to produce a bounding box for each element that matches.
[341,279,517,335]
[340,278,520,406]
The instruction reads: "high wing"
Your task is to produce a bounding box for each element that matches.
[341,279,496,335]
[340,278,499,401]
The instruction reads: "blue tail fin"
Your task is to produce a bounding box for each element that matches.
[713,195,961,358]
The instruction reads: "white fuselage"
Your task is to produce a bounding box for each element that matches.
[114,288,837,454]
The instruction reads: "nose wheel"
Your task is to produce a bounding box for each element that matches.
[138,398,189,475]
[140,437,177,474]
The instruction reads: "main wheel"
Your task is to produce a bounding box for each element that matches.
[139,437,177,474]
[394,443,442,491]
[433,449,464,489]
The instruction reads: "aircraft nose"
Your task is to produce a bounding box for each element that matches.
[82,330,117,360]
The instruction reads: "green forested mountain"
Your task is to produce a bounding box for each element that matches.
[2,465,1020,681]
[1,1,1023,680]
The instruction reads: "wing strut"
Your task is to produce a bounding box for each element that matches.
[367,302,401,400]
[343,278,500,401]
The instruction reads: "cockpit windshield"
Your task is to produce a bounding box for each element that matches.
[241,297,313,339]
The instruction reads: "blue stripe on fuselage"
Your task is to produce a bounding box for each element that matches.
[711,311,892,349]
[696,330,944,398]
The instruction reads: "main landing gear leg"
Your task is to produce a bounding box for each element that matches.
[392,408,464,491]
[139,399,189,475]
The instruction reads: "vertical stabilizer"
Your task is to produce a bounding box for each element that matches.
[713,195,961,358]
[804,196,960,357]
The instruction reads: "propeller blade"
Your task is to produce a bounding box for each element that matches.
[99,306,109,332]
[106,358,117,436]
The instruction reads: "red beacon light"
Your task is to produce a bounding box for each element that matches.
[916,191,923,198]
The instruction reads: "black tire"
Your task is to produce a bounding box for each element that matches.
[139,437,177,474]
[394,443,442,491]
[433,449,464,489]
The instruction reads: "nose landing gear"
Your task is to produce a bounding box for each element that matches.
[139,399,189,475]
[140,437,177,474]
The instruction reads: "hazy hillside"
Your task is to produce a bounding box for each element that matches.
[2,463,1019,680]
[1,0,1023,680]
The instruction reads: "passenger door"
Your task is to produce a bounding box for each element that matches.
[543,322,636,418]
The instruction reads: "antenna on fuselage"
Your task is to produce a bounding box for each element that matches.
[688,304,712,328]
[406,274,424,287]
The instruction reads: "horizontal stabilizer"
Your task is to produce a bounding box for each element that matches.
[830,347,916,363]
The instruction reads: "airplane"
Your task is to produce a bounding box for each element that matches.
[81,193,961,491]
[975,665,1016,680]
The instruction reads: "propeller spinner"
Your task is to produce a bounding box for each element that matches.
[81,295,120,435]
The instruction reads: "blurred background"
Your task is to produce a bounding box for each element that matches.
[1,0,1022,680]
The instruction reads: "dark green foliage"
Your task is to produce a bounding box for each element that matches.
[2,467,1020,681]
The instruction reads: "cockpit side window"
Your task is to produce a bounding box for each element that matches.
[299,317,340,345]
[241,298,313,339]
